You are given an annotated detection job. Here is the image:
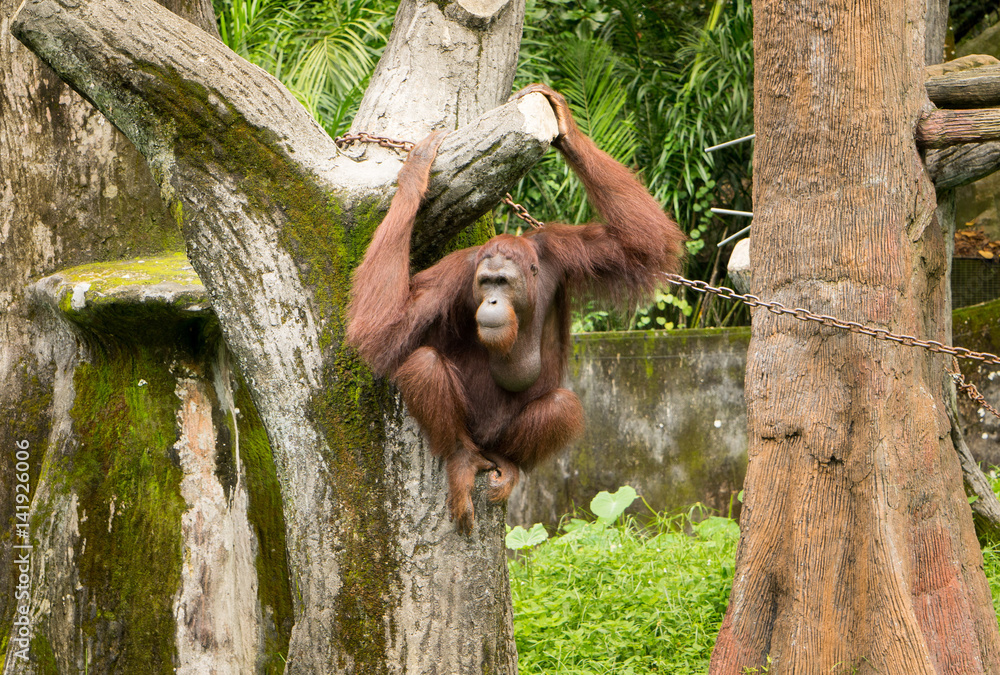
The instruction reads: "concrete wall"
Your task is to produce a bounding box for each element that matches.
[509,303,1000,529]
[507,328,751,528]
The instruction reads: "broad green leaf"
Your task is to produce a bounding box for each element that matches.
[590,486,638,522]
[506,523,549,550]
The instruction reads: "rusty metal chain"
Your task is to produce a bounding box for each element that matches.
[952,358,1000,419]
[335,132,414,152]
[501,193,544,229]
[661,273,1000,367]
[341,131,1000,416]
[663,272,1000,418]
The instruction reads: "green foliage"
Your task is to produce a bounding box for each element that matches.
[511,464,1000,674]
[982,469,1000,616]
[634,289,693,330]
[512,480,1000,674]
[510,499,738,674]
[571,303,613,333]
[507,36,639,229]
[590,485,638,523]
[514,0,754,330]
[646,0,754,247]
[214,0,395,136]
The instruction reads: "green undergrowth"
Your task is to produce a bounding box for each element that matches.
[512,483,1000,674]
[981,470,1000,616]
[509,493,737,675]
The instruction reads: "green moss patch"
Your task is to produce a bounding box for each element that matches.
[48,252,201,291]
[954,297,1000,355]
[68,348,185,673]
[39,252,208,343]
[0,361,52,664]
[233,385,293,673]
[28,633,58,675]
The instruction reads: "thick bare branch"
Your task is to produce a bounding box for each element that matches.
[947,394,1000,539]
[10,0,553,230]
[922,56,1000,187]
[926,54,1000,79]
[352,0,524,140]
[917,108,1000,148]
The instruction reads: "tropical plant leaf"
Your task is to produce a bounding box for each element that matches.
[214,0,391,136]
[590,486,638,523]
[506,523,550,551]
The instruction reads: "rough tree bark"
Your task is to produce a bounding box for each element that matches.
[711,0,1000,672]
[924,55,1000,191]
[9,0,556,672]
[918,108,1000,148]
[0,0,242,671]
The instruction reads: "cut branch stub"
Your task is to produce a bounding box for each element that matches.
[916,108,1000,149]
[352,0,525,140]
[926,64,1000,108]
[926,141,1000,190]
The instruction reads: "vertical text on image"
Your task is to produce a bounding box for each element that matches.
[10,439,33,661]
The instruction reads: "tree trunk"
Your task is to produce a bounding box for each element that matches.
[11,0,554,671]
[352,0,523,139]
[711,0,1000,672]
[0,0,223,671]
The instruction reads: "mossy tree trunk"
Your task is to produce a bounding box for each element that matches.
[0,1,235,672]
[710,0,1000,672]
[11,0,555,672]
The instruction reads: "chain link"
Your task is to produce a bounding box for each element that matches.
[340,131,1000,417]
[951,358,1000,420]
[335,132,415,152]
[662,272,1000,418]
[660,273,1000,367]
[501,193,544,230]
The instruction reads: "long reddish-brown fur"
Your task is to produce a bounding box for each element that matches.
[346,85,685,532]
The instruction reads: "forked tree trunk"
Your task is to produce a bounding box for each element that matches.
[711,0,1000,672]
[9,0,555,671]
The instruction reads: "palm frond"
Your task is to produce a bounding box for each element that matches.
[214,0,391,136]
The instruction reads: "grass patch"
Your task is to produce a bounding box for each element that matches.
[982,470,1000,616]
[510,502,737,674]
[512,485,1000,674]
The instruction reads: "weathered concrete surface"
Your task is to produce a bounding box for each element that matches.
[507,328,751,527]
[509,308,1000,530]
[173,375,263,675]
